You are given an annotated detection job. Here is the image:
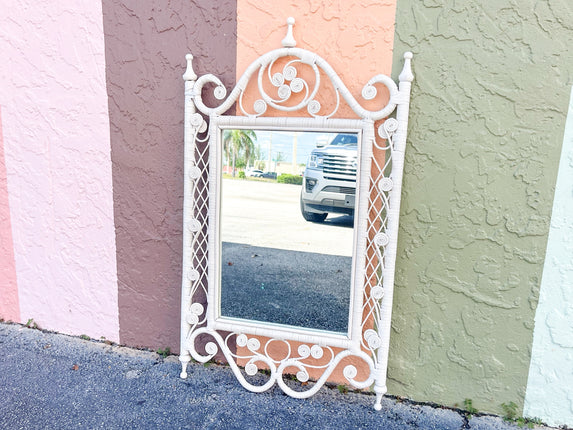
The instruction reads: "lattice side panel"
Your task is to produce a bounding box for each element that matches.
[361,121,395,362]
[182,133,211,355]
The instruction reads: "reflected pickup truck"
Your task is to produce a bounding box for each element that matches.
[300,133,358,222]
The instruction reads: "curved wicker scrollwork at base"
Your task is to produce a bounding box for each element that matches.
[184,328,375,398]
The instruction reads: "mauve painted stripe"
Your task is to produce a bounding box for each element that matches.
[0,106,20,322]
[102,0,237,352]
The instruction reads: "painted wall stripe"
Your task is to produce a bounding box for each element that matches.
[102,0,238,351]
[235,0,398,383]
[0,106,20,322]
[524,86,573,427]
[0,0,119,341]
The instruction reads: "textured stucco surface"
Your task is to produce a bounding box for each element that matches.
[0,1,119,340]
[0,107,20,322]
[524,87,573,427]
[237,0,397,119]
[102,0,237,351]
[390,0,573,415]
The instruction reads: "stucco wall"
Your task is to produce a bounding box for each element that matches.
[390,0,573,415]
[0,107,19,322]
[0,0,119,341]
[237,0,397,118]
[524,88,573,427]
[102,0,237,350]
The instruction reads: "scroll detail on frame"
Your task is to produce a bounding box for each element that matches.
[179,17,413,410]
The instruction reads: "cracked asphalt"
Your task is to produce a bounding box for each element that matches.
[0,322,554,429]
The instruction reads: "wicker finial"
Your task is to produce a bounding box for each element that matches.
[281,17,296,48]
[183,53,197,81]
[399,52,414,83]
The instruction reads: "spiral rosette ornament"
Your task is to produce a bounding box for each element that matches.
[343,365,358,380]
[371,286,385,300]
[374,232,389,247]
[290,78,305,93]
[189,113,203,128]
[362,84,377,100]
[278,84,292,100]
[298,344,311,358]
[378,177,394,192]
[379,118,399,139]
[205,342,218,355]
[253,99,268,115]
[310,345,324,359]
[245,362,258,376]
[188,218,201,233]
[186,302,204,325]
[187,269,200,282]
[188,165,202,180]
[271,73,285,86]
[236,334,248,347]
[296,370,310,382]
[247,338,261,352]
[307,100,321,115]
[185,312,198,325]
[213,85,227,100]
[283,65,297,81]
[189,113,208,134]
[364,329,382,350]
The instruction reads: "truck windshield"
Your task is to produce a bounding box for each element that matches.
[329,133,358,147]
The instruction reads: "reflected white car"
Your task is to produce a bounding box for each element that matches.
[246,169,263,177]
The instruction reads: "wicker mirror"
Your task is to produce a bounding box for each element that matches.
[179,17,413,409]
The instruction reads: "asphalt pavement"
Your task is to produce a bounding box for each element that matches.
[0,322,555,429]
[221,242,351,332]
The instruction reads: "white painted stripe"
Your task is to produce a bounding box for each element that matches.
[524,87,573,427]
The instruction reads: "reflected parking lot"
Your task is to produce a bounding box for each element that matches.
[220,178,354,333]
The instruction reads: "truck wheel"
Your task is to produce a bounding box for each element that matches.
[300,194,327,223]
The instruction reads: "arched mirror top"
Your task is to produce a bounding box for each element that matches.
[183,17,412,121]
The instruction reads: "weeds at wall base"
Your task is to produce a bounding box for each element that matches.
[501,402,546,429]
[157,347,171,358]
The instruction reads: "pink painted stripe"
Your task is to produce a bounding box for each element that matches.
[0,1,119,340]
[0,106,20,322]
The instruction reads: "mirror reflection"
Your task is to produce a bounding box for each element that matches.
[220,129,359,334]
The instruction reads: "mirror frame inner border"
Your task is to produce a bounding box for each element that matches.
[209,116,372,350]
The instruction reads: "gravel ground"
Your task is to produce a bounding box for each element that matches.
[0,322,554,430]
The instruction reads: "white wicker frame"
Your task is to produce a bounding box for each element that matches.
[179,18,413,410]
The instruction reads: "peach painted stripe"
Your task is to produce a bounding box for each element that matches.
[235,0,398,383]
[0,106,20,322]
[236,1,398,116]
[0,1,119,341]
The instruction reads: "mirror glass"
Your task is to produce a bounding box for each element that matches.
[219,128,359,334]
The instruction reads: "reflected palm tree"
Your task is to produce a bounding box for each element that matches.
[223,129,257,176]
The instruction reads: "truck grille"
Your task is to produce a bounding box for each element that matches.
[323,153,357,181]
[322,186,355,194]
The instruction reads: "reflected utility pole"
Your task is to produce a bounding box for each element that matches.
[267,132,272,172]
[292,132,298,174]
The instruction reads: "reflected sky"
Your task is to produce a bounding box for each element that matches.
[253,130,334,164]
